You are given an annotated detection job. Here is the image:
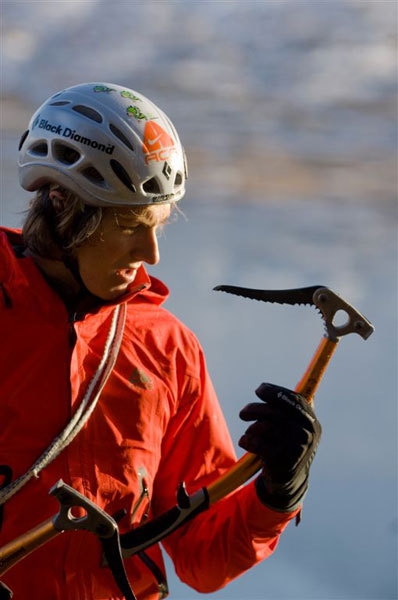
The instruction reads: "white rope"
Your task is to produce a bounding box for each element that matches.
[0,303,126,505]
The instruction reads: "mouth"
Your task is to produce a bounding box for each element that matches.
[115,267,138,284]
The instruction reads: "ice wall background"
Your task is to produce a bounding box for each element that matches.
[1,1,397,599]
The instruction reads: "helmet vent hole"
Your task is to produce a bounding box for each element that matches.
[143,178,161,195]
[81,166,106,185]
[18,130,29,151]
[53,143,81,165]
[109,123,135,152]
[50,101,71,106]
[174,172,183,187]
[110,159,136,193]
[72,105,103,123]
[29,142,48,157]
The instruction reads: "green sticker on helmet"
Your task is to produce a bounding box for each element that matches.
[93,85,116,93]
[127,105,148,120]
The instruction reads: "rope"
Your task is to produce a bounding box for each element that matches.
[0,303,127,505]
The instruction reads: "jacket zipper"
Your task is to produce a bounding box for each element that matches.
[132,470,169,599]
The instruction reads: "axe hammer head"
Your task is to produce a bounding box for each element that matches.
[214,285,374,342]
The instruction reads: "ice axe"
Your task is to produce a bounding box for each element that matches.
[0,479,137,600]
[118,284,374,558]
[207,284,375,500]
[0,286,374,576]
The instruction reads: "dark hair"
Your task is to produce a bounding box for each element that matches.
[22,185,103,257]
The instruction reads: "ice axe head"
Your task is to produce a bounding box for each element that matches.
[50,479,117,538]
[213,285,374,342]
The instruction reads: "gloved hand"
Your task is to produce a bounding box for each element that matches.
[239,383,322,512]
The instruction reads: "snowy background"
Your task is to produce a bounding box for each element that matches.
[1,1,397,599]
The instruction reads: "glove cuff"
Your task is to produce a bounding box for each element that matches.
[255,475,308,513]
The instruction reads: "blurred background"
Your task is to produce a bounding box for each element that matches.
[1,1,397,599]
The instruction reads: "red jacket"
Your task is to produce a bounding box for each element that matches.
[0,228,298,599]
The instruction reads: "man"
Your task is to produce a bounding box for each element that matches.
[0,83,321,599]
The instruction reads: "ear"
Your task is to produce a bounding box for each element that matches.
[49,188,66,202]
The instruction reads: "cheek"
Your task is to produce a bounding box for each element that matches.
[75,242,113,283]
[74,244,116,298]
[75,237,133,284]
[78,236,122,266]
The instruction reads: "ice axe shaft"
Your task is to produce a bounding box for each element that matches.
[295,335,338,401]
[0,518,56,575]
[208,285,374,502]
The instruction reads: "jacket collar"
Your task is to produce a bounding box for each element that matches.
[0,228,169,315]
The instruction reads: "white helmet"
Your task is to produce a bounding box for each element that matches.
[18,83,187,206]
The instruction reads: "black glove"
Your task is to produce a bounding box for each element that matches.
[239,383,322,512]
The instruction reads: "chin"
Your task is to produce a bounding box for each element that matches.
[102,285,129,301]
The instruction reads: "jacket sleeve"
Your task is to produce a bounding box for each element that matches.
[152,333,299,593]
[165,482,298,593]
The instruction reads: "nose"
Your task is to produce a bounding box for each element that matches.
[133,227,160,265]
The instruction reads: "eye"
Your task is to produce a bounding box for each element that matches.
[113,212,140,235]
[119,225,140,235]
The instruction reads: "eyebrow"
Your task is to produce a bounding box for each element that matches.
[113,208,170,228]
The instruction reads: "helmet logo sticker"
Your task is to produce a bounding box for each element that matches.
[93,85,116,93]
[91,87,156,121]
[127,105,148,120]
[34,117,115,154]
[121,91,141,101]
[142,121,175,164]
[162,162,172,180]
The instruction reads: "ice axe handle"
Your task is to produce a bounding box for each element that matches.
[0,518,57,576]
